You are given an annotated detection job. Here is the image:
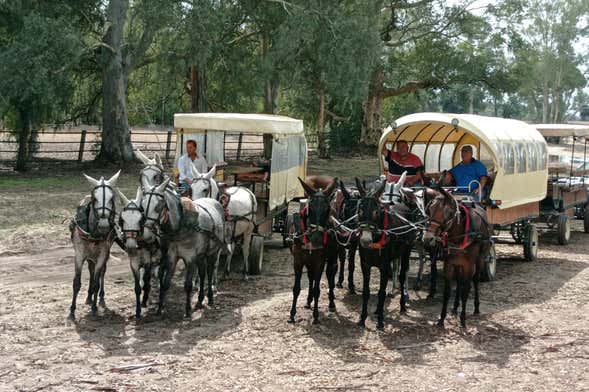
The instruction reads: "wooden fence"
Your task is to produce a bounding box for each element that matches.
[0,127,319,163]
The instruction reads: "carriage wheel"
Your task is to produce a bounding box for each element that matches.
[248,235,264,275]
[584,206,589,233]
[480,243,497,282]
[557,214,571,245]
[523,224,538,262]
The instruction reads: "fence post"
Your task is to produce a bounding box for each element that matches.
[78,129,87,162]
[236,132,243,160]
[166,130,173,160]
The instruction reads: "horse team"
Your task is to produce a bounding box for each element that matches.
[68,152,492,330]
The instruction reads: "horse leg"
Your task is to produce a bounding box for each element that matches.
[473,263,481,315]
[358,260,371,328]
[90,259,105,317]
[69,255,84,321]
[85,262,95,305]
[196,260,207,309]
[336,246,345,289]
[312,263,324,325]
[348,243,357,294]
[460,278,471,328]
[132,265,142,320]
[390,256,400,293]
[99,262,107,307]
[142,264,152,308]
[184,258,196,318]
[399,250,410,313]
[242,234,251,281]
[452,279,461,316]
[376,265,389,330]
[326,256,337,312]
[427,249,438,300]
[288,262,303,323]
[437,276,452,328]
[415,247,426,291]
[207,251,219,306]
[157,252,176,316]
[305,268,313,309]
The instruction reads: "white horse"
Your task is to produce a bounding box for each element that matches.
[68,170,120,321]
[141,178,227,317]
[116,186,162,320]
[190,163,257,280]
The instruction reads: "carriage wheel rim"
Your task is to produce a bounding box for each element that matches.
[565,218,571,241]
[530,228,538,257]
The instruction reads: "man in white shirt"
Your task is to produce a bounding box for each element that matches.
[177,139,208,194]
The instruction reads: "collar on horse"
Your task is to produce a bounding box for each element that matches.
[369,208,389,250]
[441,203,471,251]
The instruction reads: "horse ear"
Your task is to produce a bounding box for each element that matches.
[339,180,350,199]
[439,186,453,200]
[374,179,386,199]
[83,173,100,187]
[205,165,216,180]
[397,171,407,188]
[106,170,121,187]
[115,187,130,206]
[154,153,163,168]
[134,186,143,205]
[190,162,201,177]
[298,177,317,196]
[323,177,338,197]
[135,149,153,165]
[355,177,366,197]
[157,177,171,194]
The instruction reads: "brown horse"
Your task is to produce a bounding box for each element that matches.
[422,187,491,328]
[288,177,338,324]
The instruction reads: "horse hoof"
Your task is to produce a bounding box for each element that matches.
[436,319,445,328]
[348,288,356,295]
[141,302,148,308]
[328,304,336,312]
[336,283,343,289]
[473,309,480,316]
[288,317,296,324]
[135,314,142,322]
[403,294,410,303]
[68,313,76,322]
[451,309,458,316]
[304,304,311,310]
[85,298,92,305]
[376,322,384,330]
[460,322,466,328]
[312,319,320,325]
[400,308,407,315]
[243,274,249,281]
[357,320,366,328]
[91,309,98,317]
[99,300,106,308]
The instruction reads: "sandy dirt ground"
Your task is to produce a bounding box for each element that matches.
[1,157,589,391]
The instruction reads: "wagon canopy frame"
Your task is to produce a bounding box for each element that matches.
[379,113,548,209]
[173,113,307,212]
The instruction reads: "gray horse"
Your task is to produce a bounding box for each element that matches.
[68,171,120,321]
[116,186,162,320]
[190,163,257,280]
[135,149,166,188]
[141,178,227,317]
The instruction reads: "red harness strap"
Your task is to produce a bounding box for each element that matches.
[369,209,389,249]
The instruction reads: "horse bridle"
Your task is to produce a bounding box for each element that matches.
[425,194,460,238]
[143,189,167,233]
[357,197,384,234]
[192,176,213,198]
[91,183,115,222]
[120,201,145,239]
[140,165,165,186]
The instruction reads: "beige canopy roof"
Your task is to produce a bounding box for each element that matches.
[535,123,589,138]
[380,113,548,209]
[174,113,304,136]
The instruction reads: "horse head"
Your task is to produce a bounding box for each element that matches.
[339,181,360,229]
[136,150,165,189]
[116,187,144,250]
[141,178,171,243]
[355,177,386,249]
[83,170,120,234]
[190,164,218,200]
[299,177,338,248]
[422,187,458,248]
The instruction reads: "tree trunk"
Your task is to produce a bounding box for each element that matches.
[189,62,208,113]
[97,0,134,162]
[262,78,279,159]
[15,108,31,172]
[317,90,329,158]
[542,80,549,124]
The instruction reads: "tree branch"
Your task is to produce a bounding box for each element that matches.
[380,81,432,98]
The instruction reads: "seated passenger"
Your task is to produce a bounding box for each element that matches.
[444,145,488,199]
[382,140,424,186]
[177,139,208,195]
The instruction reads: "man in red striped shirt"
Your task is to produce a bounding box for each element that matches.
[382,140,424,186]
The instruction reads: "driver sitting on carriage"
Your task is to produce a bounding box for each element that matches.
[443,145,488,201]
[177,139,208,197]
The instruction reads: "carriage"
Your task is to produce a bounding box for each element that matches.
[379,113,549,281]
[173,113,308,273]
[534,123,589,243]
